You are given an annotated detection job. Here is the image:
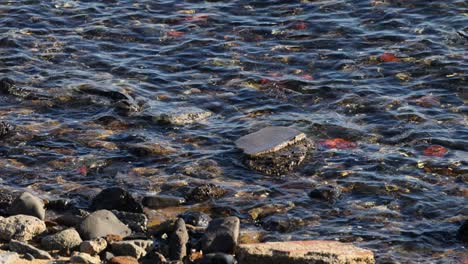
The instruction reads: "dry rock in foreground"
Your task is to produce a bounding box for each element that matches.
[41,228,82,251]
[237,240,375,264]
[0,215,46,241]
[79,210,131,240]
[235,126,306,156]
[8,192,45,220]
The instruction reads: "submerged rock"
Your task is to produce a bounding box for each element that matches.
[199,216,240,254]
[308,185,342,203]
[152,106,212,125]
[236,240,375,264]
[142,195,186,209]
[0,121,13,139]
[79,210,131,240]
[457,220,467,243]
[235,126,306,156]
[186,184,228,203]
[8,192,45,220]
[91,187,143,213]
[0,215,46,241]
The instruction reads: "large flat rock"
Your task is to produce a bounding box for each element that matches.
[237,240,375,264]
[235,127,306,157]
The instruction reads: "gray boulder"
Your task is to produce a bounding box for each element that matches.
[8,192,45,220]
[9,240,52,259]
[0,215,46,241]
[79,210,131,240]
[41,228,82,251]
[199,217,240,254]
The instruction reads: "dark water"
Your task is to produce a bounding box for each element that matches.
[0,0,467,262]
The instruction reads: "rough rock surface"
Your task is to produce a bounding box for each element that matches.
[0,215,46,241]
[142,195,185,209]
[9,240,52,259]
[112,210,148,233]
[186,184,228,203]
[111,240,154,259]
[70,252,101,264]
[308,185,342,203]
[199,216,240,254]
[41,228,82,251]
[109,256,139,264]
[0,250,19,264]
[236,240,375,264]
[0,121,13,139]
[235,126,306,156]
[179,211,212,228]
[79,210,131,240]
[80,238,108,255]
[91,187,143,213]
[8,192,45,220]
[169,218,189,261]
[245,139,311,175]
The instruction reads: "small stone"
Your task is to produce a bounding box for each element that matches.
[109,256,139,264]
[8,192,45,220]
[235,126,306,157]
[169,218,189,261]
[237,241,375,264]
[0,250,19,264]
[196,253,237,264]
[186,184,228,202]
[91,187,143,213]
[0,215,46,241]
[199,216,240,254]
[309,185,342,203]
[79,210,131,240]
[112,210,148,233]
[142,195,185,209]
[41,228,82,251]
[457,220,468,243]
[179,211,212,228]
[80,238,108,255]
[111,240,154,259]
[70,252,101,264]
[8,240,52,259]
[0,121,13,139]
[182,159,223,179]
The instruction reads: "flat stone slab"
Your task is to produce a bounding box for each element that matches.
[235,126,306,157]
[237,240,375,264]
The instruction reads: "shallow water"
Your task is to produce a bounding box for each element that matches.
[0,0,467,262]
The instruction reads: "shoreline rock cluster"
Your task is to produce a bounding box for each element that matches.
[0,189,376,264]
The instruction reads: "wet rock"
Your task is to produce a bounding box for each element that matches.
[196,253,236,264]
[199,216,240,254]
[153,106,212,125]
[179,211,212,228]
[0,121,13,139]
[41,228,82,251]
[0,215,46,241]
[55,209,89,227]
[235,126,307,156]
[8,240,52,259]
[186,184,228,202]
[111,240,154,259]
[245,139,311,175]
[70,252,101,264]
[79,210,131,240]
[91,187,143,213]
[109,256,139,264]
[169,218,189,261]
[0,189,15,215]
[457,220,468,243]
[80,238,107,255]
[8,192,45,220]
[46,199,74,212]
[260,216,291,233]
[0,78,15,94]
[112,210,148,233]
[125,142,175,157]
[308,185,342,203]
[0,250,19,264]
[182,159,223,179]
[237,241,375,264]
[142,195,186,209]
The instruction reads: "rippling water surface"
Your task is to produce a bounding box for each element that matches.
[0,0,467,262]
